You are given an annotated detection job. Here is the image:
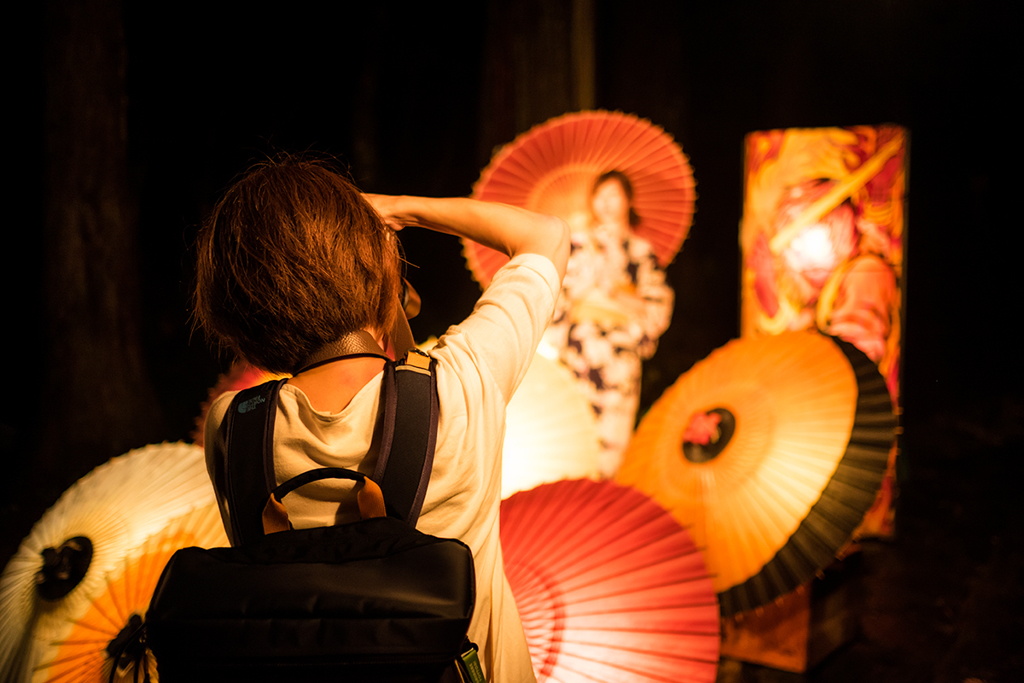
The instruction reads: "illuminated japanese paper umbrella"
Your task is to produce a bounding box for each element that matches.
[31,505,228,682]
[617,331,896,617]
[466,110,696,286]
[416,340,602,499]
[501,478,720,683]
[499,352,602,498]
[0,443,216,682]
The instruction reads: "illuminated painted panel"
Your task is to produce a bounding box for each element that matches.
[739,125,906,404]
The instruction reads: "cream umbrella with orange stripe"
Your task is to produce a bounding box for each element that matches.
[415,339,603,500]
[30,506,228,683]
[0,443,216,683]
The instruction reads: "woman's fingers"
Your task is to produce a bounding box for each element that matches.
[363,193,409,231]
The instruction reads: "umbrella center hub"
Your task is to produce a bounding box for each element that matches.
[36,536,93,601]
[682,408,735,463]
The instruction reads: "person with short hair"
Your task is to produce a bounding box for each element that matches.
[196,156,569,682]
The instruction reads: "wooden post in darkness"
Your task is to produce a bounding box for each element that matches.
[480,0,596,166]
[41,0,162,480]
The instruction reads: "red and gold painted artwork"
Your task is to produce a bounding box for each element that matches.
[739,124,907,537]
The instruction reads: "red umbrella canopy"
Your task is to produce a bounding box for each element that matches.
[501,479,719,683]
[467,110,696,287]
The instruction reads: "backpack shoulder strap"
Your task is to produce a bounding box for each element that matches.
[372,349,439,525]
[222,348,438,542]
[222,378,288,546]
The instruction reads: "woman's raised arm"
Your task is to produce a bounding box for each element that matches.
[365,195,570,281]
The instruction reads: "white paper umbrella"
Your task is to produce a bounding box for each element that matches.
[31,505,228,683]
[416,340,603,499]
[0,443,215,683]
[500,352,602,499]
[501,479,720,682]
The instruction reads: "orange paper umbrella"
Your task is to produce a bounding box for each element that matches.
[31,505,228,682]
[617,331,896,617]
[0,443,215,683]
[501,479,720,682]
[467,110,696,286]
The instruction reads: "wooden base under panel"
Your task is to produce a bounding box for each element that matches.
[719,550,864,673]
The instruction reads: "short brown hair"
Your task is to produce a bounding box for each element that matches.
[194,157,401,373]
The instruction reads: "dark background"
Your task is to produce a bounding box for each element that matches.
[4,1,1021,680]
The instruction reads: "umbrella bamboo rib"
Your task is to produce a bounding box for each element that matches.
[502,479,719,682]
[468,111,695,286]
[716,337,894,615]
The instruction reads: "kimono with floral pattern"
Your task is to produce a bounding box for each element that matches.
[542,224,674,476]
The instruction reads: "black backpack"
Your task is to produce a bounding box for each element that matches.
[143,348,483,682]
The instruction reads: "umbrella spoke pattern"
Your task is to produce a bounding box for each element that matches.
[501,479,719,683]
[0,443,216,683]
[31,506,228,683]
[467,110,696,287]
[617,331,896,617]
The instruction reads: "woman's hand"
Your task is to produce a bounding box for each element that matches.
[363,194,415,231]
[363,194,569,282]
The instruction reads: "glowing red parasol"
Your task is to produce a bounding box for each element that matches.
[500,479,719,682]
[467,110,696,286]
